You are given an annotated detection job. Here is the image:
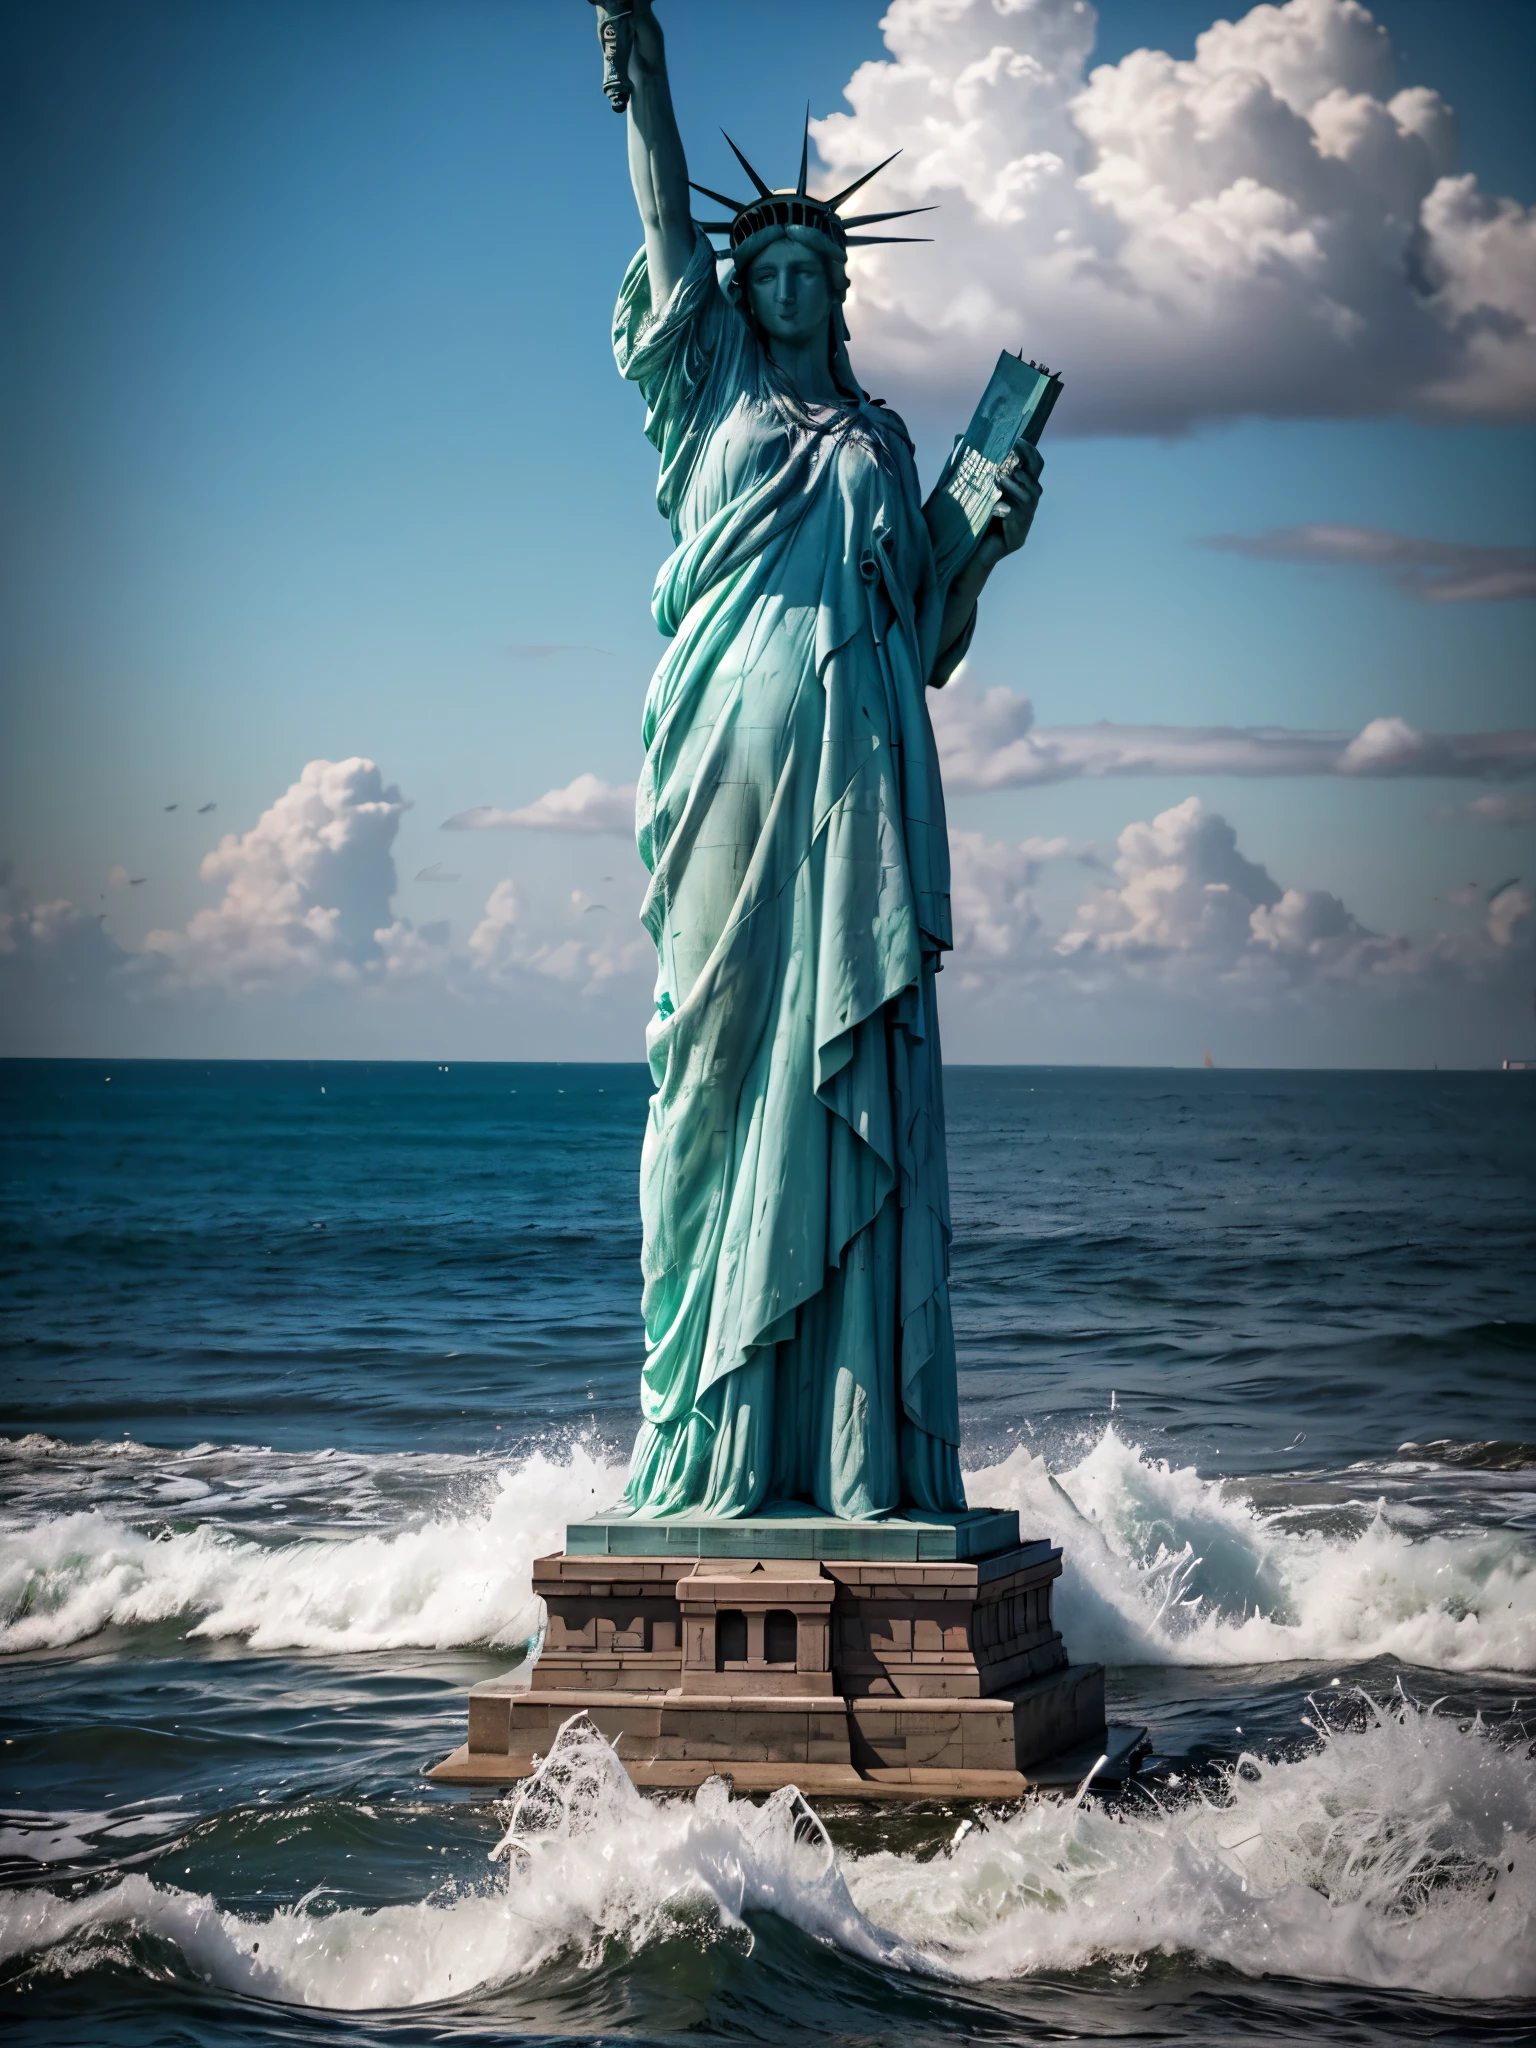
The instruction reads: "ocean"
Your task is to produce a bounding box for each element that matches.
[1,1058,1533,2045]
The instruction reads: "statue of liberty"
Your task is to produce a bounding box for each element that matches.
[605,2,1043,1523]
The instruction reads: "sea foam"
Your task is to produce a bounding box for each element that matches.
[0,1430,1531,1672]
[983,1428,1536,1675]
[0,1443,611,1655]
[2,1699,1531,2005]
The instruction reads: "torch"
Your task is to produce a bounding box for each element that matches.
[587,2,634,113]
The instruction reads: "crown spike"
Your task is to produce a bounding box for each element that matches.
[839,205,937,228]
[796,105,810,197]
[720,131,774,199]
[696,222,737,235]
[827,149,903,212]
[844,234,932,247]
[689,180,750,212]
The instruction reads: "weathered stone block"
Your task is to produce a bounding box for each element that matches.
[1009,1663,1106,1771]
[438,1526,1126,1799]
[674,1561,837,1695]
[468,1689,512,1754]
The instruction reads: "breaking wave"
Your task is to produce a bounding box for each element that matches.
[0,1429,1531,1672]
[986,1429,1536,1675]
[2,1699,1532,2005]
[0,1440,610,1656]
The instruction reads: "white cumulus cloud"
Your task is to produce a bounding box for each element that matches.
[6,755,1527,1062]
[1487,883,1533,952]
[0,892,120,974]
[929,679,1536,791]
[947,827,1096,970]
[442,775,637,836]
[375,918,454,982]
[1059,797,1286,958]
[92,758,654,1009]
[938,794,1531,1062]
[810,0,1536,430]
[467,880,651,989]
[944,793,1533,1004]
[143,758,409,989]
[0,880,128,1053]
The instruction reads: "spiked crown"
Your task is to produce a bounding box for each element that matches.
[690,112,932,261]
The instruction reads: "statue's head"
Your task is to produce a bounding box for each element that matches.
[692,122,931,353]
[734,221,845,347]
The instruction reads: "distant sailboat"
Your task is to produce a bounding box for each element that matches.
[1203,1050,1215,1069]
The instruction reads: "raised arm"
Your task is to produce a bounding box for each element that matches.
[617,2,695,309]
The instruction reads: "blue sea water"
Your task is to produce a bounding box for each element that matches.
[1,1058,1533,2044]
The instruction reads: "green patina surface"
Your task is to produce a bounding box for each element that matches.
[617,231,967,1523]
[566,1506,1025,1562]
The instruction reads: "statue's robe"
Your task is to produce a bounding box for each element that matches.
[618,230,966,1520]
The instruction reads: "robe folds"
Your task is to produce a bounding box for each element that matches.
[617,230,967,1521]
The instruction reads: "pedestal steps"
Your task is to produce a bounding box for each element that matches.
[431,1507,1144,1801]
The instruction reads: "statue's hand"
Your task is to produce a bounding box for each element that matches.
[983,443,1043,564]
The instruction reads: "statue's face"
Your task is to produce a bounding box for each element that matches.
[743,238,834,348]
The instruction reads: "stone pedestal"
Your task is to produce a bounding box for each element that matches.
[432,1506,1140,1801]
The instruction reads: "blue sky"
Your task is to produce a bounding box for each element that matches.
[2,0,1533,1064]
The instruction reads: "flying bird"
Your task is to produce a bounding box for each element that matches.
[129,876,147,885]
[163,804,177,812]
[198,802,216,814]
